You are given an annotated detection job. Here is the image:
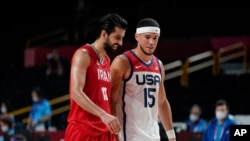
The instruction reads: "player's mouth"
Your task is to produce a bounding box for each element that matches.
[113,44,120,49]
[147,46,154,50]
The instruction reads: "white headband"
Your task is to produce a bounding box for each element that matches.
[136,26,160,35]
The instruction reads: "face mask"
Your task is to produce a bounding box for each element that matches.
[189,114,199,122]
[1,125,9,133]
[216,111,227,120]
[1,107,7,113]
[32,97,39,102]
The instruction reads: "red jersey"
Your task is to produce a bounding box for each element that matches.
[67,44,112,136]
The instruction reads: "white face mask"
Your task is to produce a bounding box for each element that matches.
[1,107,7,113]
[216,111,227,120]
[189,114,199,122]
[32,97,39,102]
[1,125,9,133]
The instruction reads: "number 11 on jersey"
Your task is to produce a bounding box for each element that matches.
[101,87,108,101]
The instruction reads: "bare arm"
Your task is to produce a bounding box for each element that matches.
[70,49,106,116]
[70,49,120,134]
[158,61,176,141]
[110,55,130,115]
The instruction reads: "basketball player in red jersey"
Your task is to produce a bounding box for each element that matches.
[64,13,128,141]
[110,18,176,141]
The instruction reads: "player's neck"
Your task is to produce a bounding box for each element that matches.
[90,42,106,60]
[133,48,152,63]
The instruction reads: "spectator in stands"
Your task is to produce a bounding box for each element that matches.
[45,49,69,99]
[185,104,207,133]
[73,0,89,45]
[0,118,14,141]
[45,49,68,78]
[0,102,15,136]
[26,87,52,132]
[202,99,237,141]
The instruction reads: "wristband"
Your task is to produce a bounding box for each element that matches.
[166,129,176,139]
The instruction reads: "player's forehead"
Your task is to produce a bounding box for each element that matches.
[140,32,160,38]
[110,27,126,37]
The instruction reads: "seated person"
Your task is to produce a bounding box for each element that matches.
[185,104,207,133]
[202,99,237,141]
[0,118,14,141]
[0,102,15,135]
[26,87,52,132]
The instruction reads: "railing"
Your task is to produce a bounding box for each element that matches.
[164,60,183,81]
[214,42,247,75]
[180,51,215,87]
[8,95,70,123]
[25,28,69,48]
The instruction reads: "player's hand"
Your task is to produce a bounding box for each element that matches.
[100,113,121,135]
[168,138,176,141]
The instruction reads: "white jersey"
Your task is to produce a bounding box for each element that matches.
[116,50,162,141]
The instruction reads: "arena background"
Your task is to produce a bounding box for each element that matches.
[1,0,250,140]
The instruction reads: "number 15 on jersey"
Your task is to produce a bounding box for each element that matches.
[144,88,156,108]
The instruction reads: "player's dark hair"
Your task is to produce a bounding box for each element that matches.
[96,13,128,38]
[215,99,229,109]
[136,18,160,28]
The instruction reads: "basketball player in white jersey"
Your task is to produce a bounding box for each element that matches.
[110,18,176,141]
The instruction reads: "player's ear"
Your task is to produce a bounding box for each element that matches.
[135,33,139,42]
[101,30,108,39]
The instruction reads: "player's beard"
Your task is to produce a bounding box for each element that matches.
[104,38,116,54]
[139,45,154,55]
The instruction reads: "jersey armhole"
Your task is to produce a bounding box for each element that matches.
[122,53,133,82]
[156,58,163,78]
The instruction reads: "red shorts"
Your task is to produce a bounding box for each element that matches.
[64,123,117,141]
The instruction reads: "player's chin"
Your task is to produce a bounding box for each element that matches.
[146,48,155,54]
[146,50,154,55]
[112,46,118,52]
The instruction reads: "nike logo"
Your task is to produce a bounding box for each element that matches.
[135,65,142,69]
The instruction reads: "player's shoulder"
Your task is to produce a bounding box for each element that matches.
[73,45,90,56]
[153,55,162,61]
[111,52,131,70]
[154,56,163,66]
[113,52,130,63]
[75,44,91,53]
[71,45,91,65]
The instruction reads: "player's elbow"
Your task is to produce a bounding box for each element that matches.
[158,99,168,109]
[111,96,118,114]
[111,96,117,108]
[71,88,83,103]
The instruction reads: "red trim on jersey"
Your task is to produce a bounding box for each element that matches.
[123,50,161,74]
